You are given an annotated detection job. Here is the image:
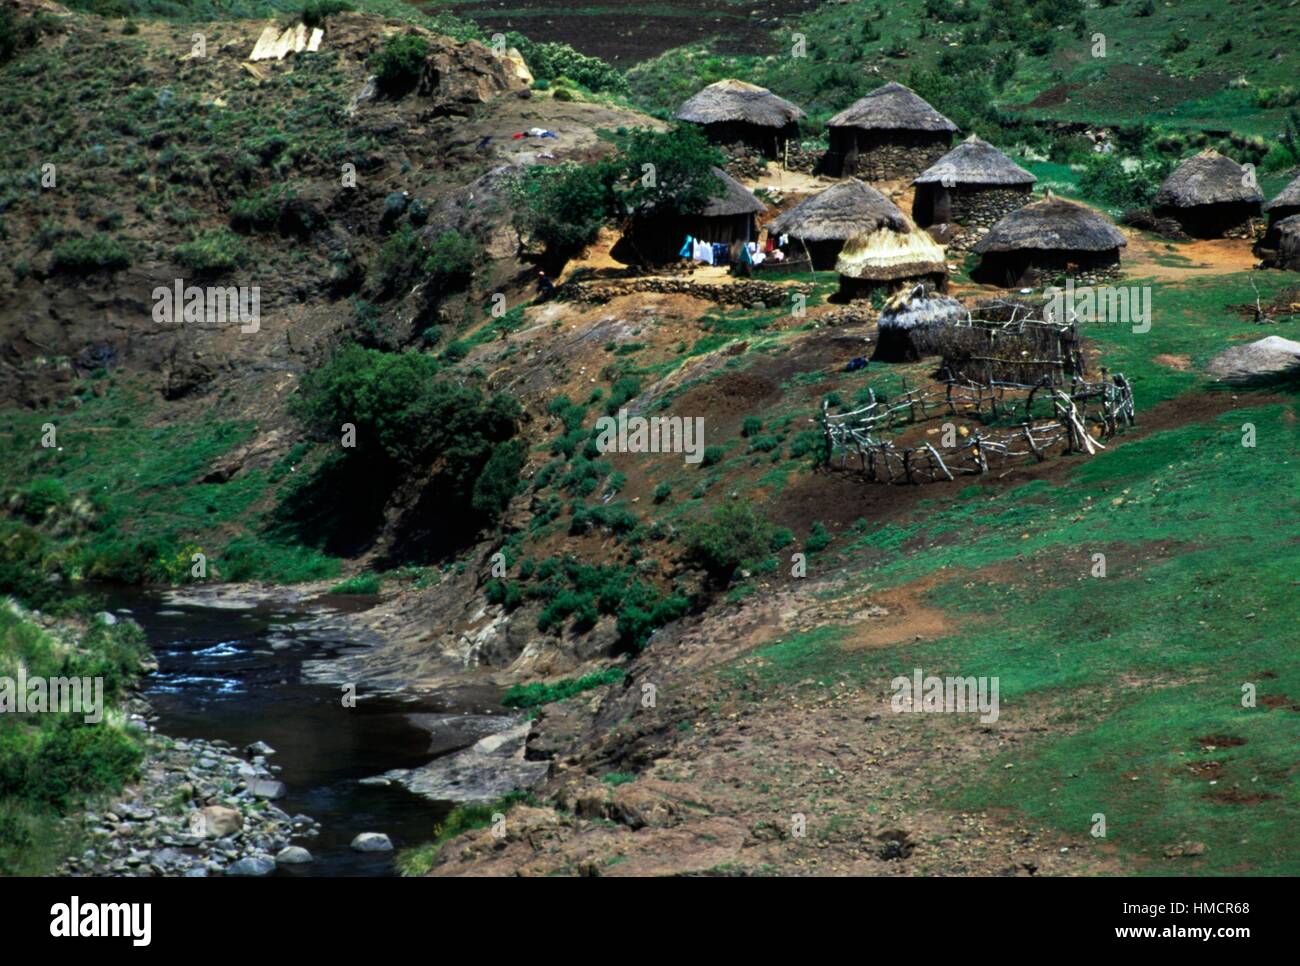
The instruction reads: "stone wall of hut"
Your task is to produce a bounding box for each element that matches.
[1153,202,1261,240]
[972,249,1123,288]
[824,129,953,180]
[556,276,809,308]
[913,184,1034,251]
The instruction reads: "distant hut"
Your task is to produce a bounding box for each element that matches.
[1264,174,1300,228]
[767,179,908,270]
[972,194,1126,287]
[912,135,1036,239]
[835,216,948,300]
[616,166,766,264]
[675,79,806,160]
[1152,150,1264,238]
[823,82,957,180]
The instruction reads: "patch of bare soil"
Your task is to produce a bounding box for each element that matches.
[1122,232,1261,282]
[426,561,1130,876]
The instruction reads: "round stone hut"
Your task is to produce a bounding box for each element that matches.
[911,135,1036,248]
[971,194,1127,287]
[675,79,806,161]
[823,82,957,180]
[1152,150,1264,238]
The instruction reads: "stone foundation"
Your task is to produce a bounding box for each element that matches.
[915,185,1034,252]
[825,129,952,181]
[556,276,810,309]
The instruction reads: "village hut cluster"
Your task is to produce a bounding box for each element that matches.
[659,75,1298,295]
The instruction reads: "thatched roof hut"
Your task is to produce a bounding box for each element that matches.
[912,135,1036,230]
[823,82,957,179]
[675,79,806,159]
[1153,150,1264,237]
[615,167,766,264]
[872,284,967,362]
[1265,174,1300,227]
[835,216,948,299]
[972,194,1126,287]
[767,179,907,269]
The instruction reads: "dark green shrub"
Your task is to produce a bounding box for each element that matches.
[174,229,246,275]
[50,235,130,273]
[371,33,429,95]
[302,0,353,27]
[682,501,779,585]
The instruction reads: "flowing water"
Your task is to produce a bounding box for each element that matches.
[107,589,510,877]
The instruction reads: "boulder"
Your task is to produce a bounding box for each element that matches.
[351,832,394,852]
[190,805,243,838]
[226,854,277,876]
[1207,336,1300,384]
[248,779,287,800]
[275,846,314,865]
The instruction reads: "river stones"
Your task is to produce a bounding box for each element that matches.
[276,846,314,865]
[226,854,277,876]
[351,832,394,852]
[191,805,244,838]
[247,778,287,799]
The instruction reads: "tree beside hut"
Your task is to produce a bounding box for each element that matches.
[971,194,1126,287]
[822,82,957,180]
[766,179,909,270]
[675,79,806,161]
[614,166,766,265]
[1152,149,1264,238]
[911,135,1036,248]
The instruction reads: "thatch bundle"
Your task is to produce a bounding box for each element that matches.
[914,135,1036,187]
[828,82,957,133]
[1154,150,1265,209]
[1265,174,1300,225]
[676,79,806,129]
[872,285,968,362]
[837,220,946,280]
[974,194,1126,255]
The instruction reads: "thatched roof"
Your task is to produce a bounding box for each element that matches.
[828,81,957,133]
[1265,174,1300,212]
[767,179,907,241]
[1154,150,1265,208]
[675,79,806,129]
[700,167,767,217]
[973,194,1126,254]
[836,218,947,281]
[914,135,1036,187]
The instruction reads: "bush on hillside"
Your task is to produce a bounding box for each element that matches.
[174,229,247,275]
[50,235,131,273]
[505,32,629,96]
[682,500,781,585]
[511,161,619,262]
[371,32,429,95]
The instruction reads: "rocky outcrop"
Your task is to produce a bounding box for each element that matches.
[419,39,533,116]
[377,721,549,803]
